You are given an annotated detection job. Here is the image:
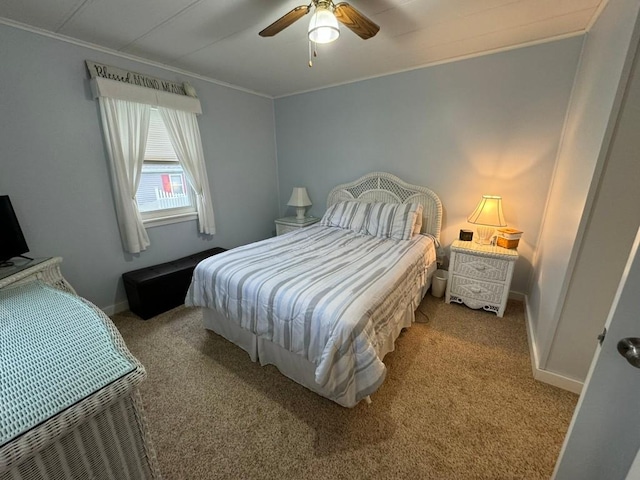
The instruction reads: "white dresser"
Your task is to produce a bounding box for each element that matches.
[445,240,518,317]
[274,216,320,235]
[0,257,160,479]
[0,257,75,293]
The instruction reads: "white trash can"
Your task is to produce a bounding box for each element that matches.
[431,269,448,298]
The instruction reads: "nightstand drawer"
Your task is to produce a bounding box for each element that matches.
[449,276,505,304]
[276,224,297,235]
[453,253,510,282]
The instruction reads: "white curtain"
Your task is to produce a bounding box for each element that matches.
[158,107,216,234]
[98,97,151,253]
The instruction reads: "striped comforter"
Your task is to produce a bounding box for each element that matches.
[186,225,436,405]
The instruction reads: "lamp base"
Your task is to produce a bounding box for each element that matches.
[474,226,495,245]
[295,207,306,220]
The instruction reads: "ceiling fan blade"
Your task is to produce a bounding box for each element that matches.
[334,2,380,40]
[259,5,311,37]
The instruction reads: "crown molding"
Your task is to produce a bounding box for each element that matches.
[0,15,588,101]
[0,16,273,99]
[275,31,586,99]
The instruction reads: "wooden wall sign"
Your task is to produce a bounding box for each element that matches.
[85,61,194,97]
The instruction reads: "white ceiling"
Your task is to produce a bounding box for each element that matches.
[0,0,604,97]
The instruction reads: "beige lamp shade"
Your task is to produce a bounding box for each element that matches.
[467,195,507,244]
[287,187,312,220]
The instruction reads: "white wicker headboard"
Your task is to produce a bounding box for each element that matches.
[326,172,443,240]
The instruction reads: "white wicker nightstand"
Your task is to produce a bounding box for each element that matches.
[445,240,518,317]
[275,216,320,236]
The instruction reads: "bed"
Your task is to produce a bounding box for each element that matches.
[186,172,443,407]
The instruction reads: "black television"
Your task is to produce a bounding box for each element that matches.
[0,196,30,265]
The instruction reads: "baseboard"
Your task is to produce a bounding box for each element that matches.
[533,368,583,394]
[100,299,129,317]
[523,294,584,395]
[509,290,526,301]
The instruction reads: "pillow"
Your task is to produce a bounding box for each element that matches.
[412,204,424,236]
[320,200,371,233]
[361,202,423,241]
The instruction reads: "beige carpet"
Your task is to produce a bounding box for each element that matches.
[111,295,578,480]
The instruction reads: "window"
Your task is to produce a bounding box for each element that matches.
[135,108,197,225]
[96,82,215,253]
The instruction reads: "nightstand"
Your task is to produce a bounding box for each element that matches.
[445,240,518,317]
[275,216,320,235]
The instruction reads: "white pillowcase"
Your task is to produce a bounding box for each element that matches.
[360,202,423,240]
[320,200,370,233]
[321,201,424,240]
[413,204,424,235]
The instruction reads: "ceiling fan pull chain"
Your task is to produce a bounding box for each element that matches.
[308,40,318,67]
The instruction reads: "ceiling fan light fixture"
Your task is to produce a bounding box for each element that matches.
[308,6,340,44]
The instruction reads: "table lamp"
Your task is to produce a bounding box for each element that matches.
[467,195,507,244]
[287,187,312,220]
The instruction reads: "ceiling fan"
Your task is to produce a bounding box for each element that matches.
[259,1,380,64]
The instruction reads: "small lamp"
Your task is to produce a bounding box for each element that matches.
[287,187,312,220]
[308,4,340,44]
[467,195,507,245]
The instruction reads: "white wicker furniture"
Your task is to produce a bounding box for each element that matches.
[445,240,518,317]
[274,216,320,235]
[0,258,160,479]
[193,172,443,406]
[0,257,76,293]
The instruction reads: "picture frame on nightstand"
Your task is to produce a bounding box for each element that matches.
[459,229,473,241]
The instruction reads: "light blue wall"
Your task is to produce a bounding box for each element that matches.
[0,23,279,311]
[0,21,587,310]
[274,37,584,293]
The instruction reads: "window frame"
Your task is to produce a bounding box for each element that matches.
[138,109,197,228]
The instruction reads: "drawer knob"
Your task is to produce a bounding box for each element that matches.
[470,287,482,293]
[474,265,486,271]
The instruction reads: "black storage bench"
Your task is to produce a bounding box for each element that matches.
[122,247,226,319]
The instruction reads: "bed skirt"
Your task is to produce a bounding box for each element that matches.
[201,271,433,407]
